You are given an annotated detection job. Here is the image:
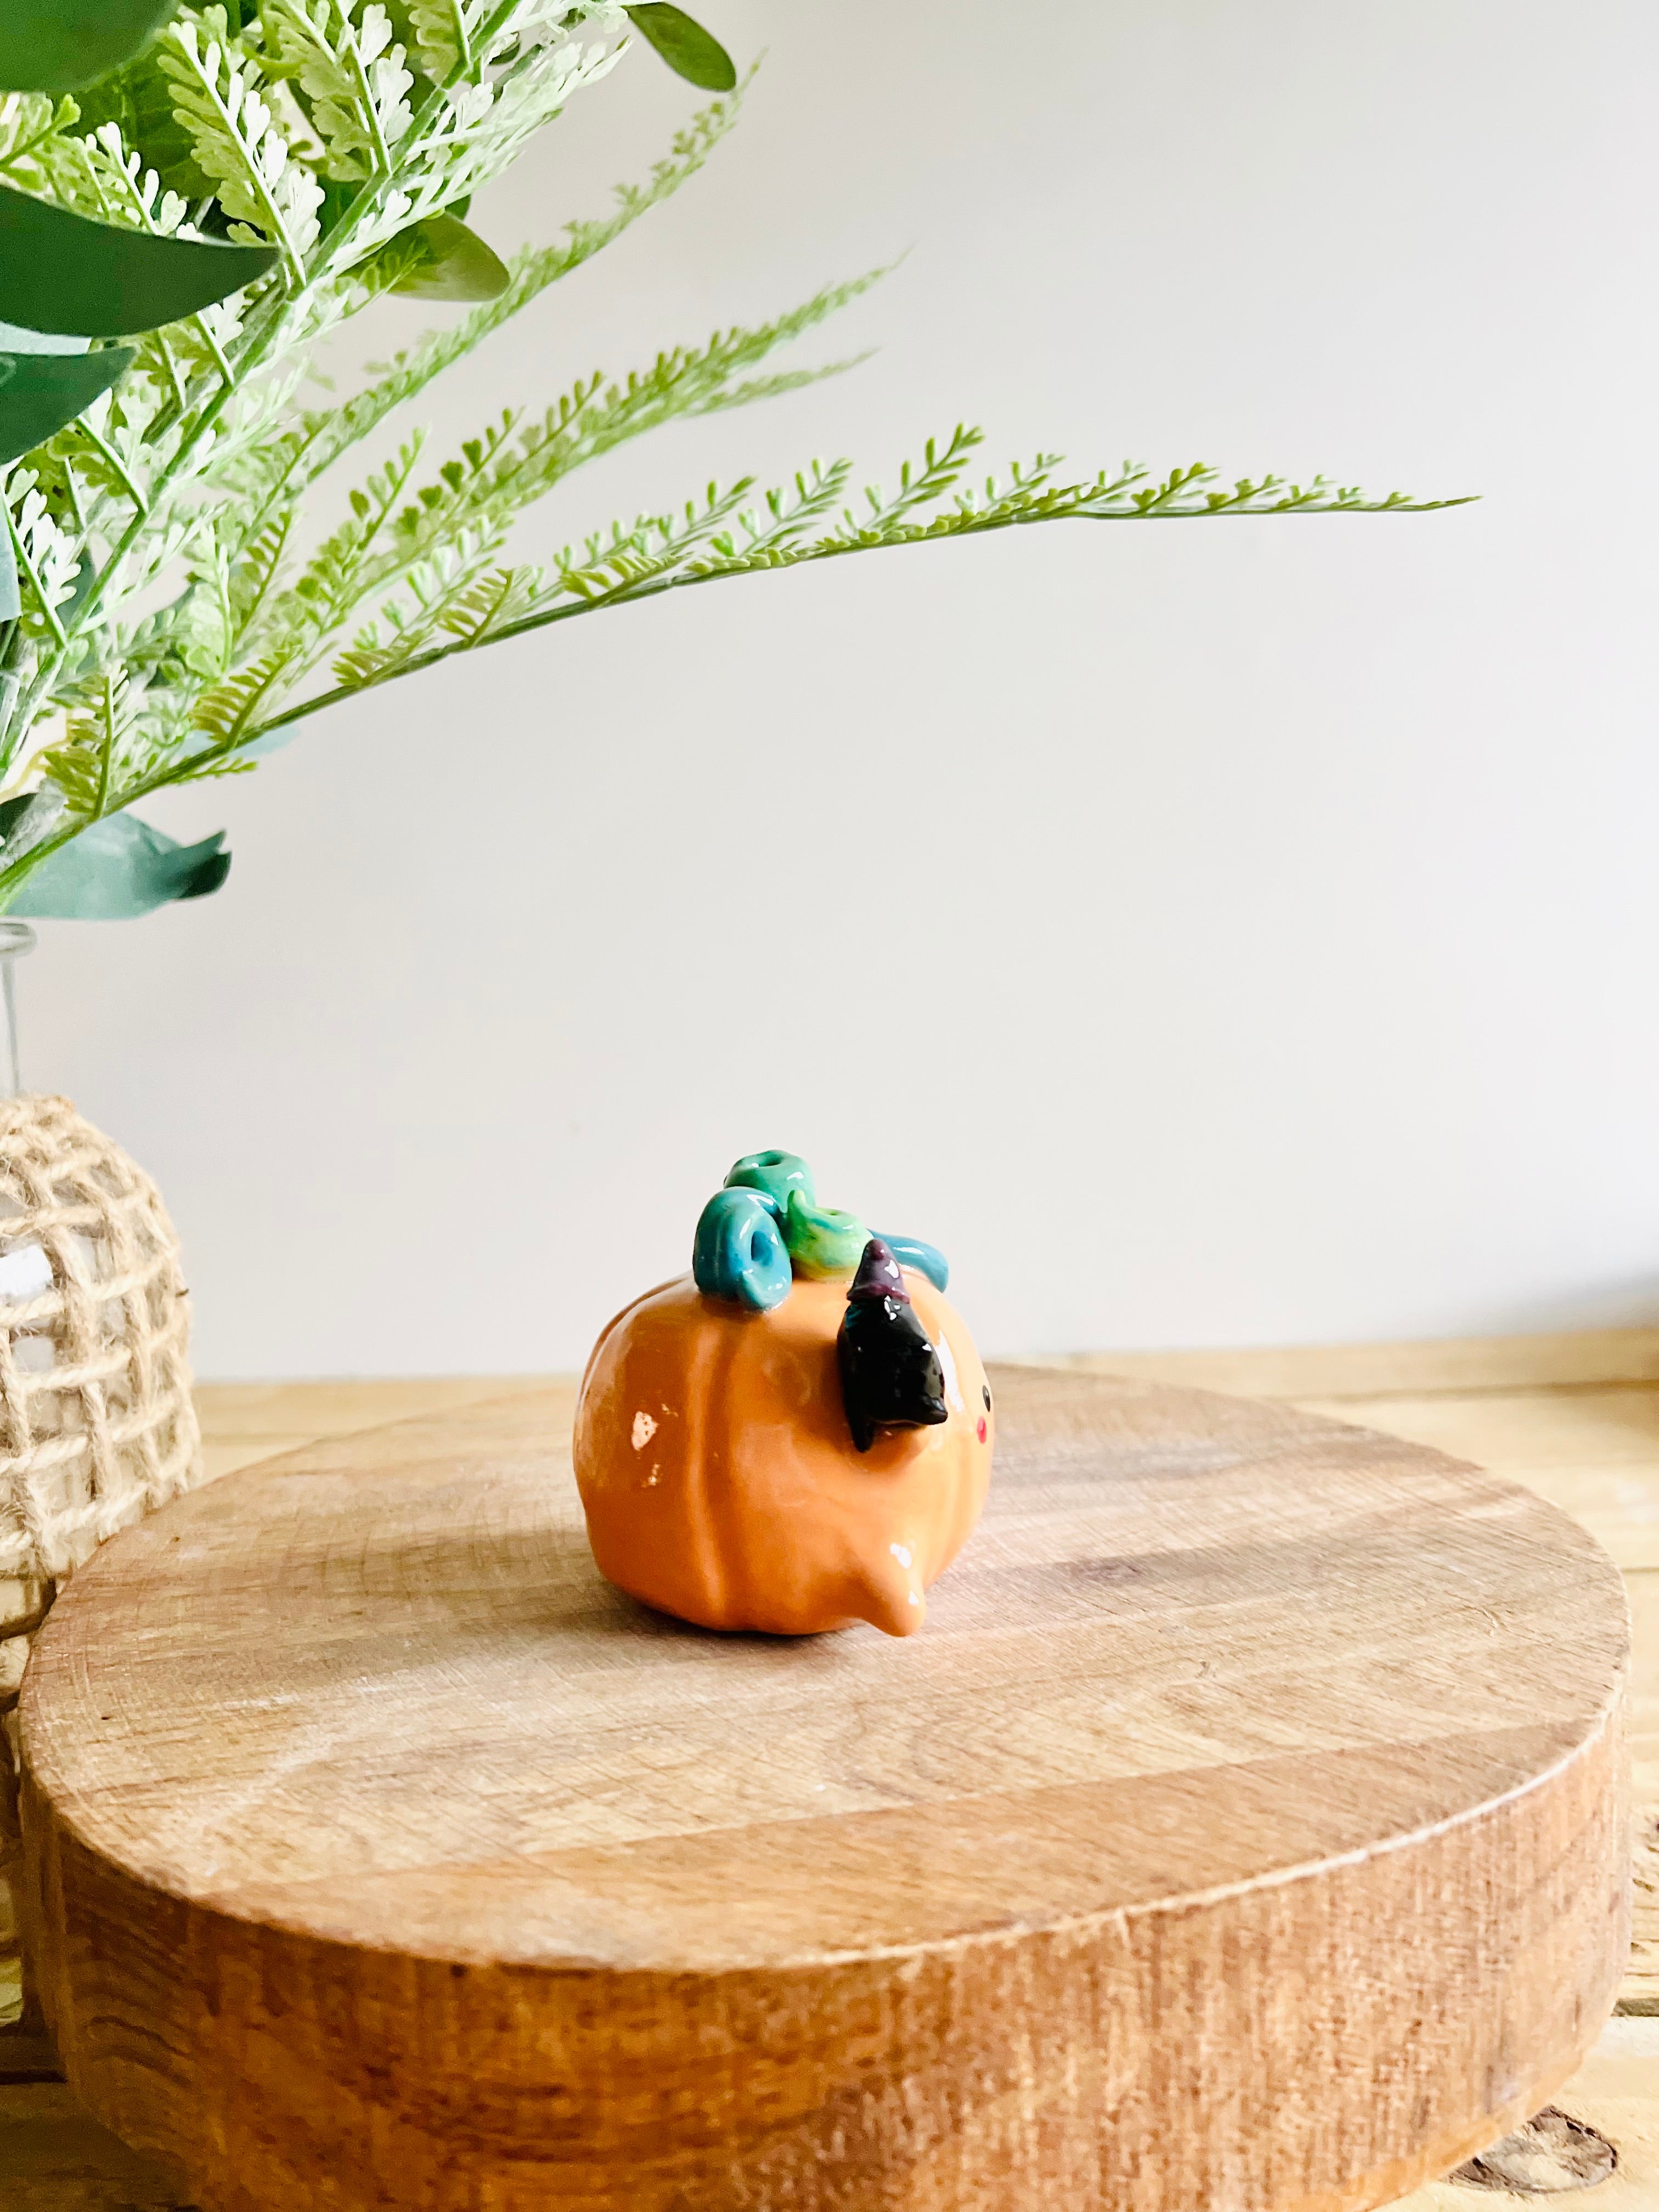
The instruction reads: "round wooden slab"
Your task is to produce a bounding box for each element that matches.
[15,1369,1630,2212]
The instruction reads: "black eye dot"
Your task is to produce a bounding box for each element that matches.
[982,1384,992,1410]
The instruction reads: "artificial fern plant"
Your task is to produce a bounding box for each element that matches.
[0,1,1464,917]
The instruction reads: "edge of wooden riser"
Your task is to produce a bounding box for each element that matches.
[1023,1329,1659,1401]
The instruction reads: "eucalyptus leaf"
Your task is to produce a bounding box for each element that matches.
[390,215,511,303]
[0,524,17,624]
[0,0,180,92]
[0,187,277,338]
[0,347,135,466]
[623,5,736,92]
[8,814,230,918]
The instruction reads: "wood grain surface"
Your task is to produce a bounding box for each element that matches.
[12,1365,1632,2212]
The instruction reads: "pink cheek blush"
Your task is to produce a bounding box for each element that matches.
[976,1417,988,1443]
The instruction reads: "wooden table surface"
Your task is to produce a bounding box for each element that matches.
[4,1328,1658,2207]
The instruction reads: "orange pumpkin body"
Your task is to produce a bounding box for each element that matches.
[574,1272,993,1636]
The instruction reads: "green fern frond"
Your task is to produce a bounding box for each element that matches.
[290,78,753,486]
[159,16,324,269]
[263,432,431,647]
[3,465,83,642]
[375,4,631,235]
[228,506,301,641]
[188,645,297,745]
[203,435,1466,762]
[0,91,99,202]
[37,665,139,816]
[220,476,762,727]
[547,472,776,602]
[428,559,543,644]
[331,557,541,685]
[405,0,468,83]
[302,272,893,603]
[261,1,415,182]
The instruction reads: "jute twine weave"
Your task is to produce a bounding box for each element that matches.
[0,1094,201,2003]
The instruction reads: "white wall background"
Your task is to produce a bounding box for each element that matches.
[24,0,1659,1376]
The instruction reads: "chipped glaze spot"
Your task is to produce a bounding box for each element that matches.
[631,1410,658,1451]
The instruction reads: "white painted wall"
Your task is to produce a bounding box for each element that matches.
[24,0,1659,1376]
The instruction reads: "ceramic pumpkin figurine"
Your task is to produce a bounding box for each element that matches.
[573,1151,993,1636]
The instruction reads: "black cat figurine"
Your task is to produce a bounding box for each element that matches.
[837,1236,950,1453]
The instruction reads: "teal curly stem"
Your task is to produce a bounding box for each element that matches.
[874,1234,949,1293]
[724,1149,815,1212]
[693,1187,792,1311]
[783,1190,870,1279]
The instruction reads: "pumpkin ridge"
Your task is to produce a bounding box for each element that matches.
[578,1275,684,1398]
[679,1301,733,1630]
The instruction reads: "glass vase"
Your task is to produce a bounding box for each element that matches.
[0,923,32,2019]
[0,922,31,1101]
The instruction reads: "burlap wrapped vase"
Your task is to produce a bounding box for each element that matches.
[0,1093,201,2012]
